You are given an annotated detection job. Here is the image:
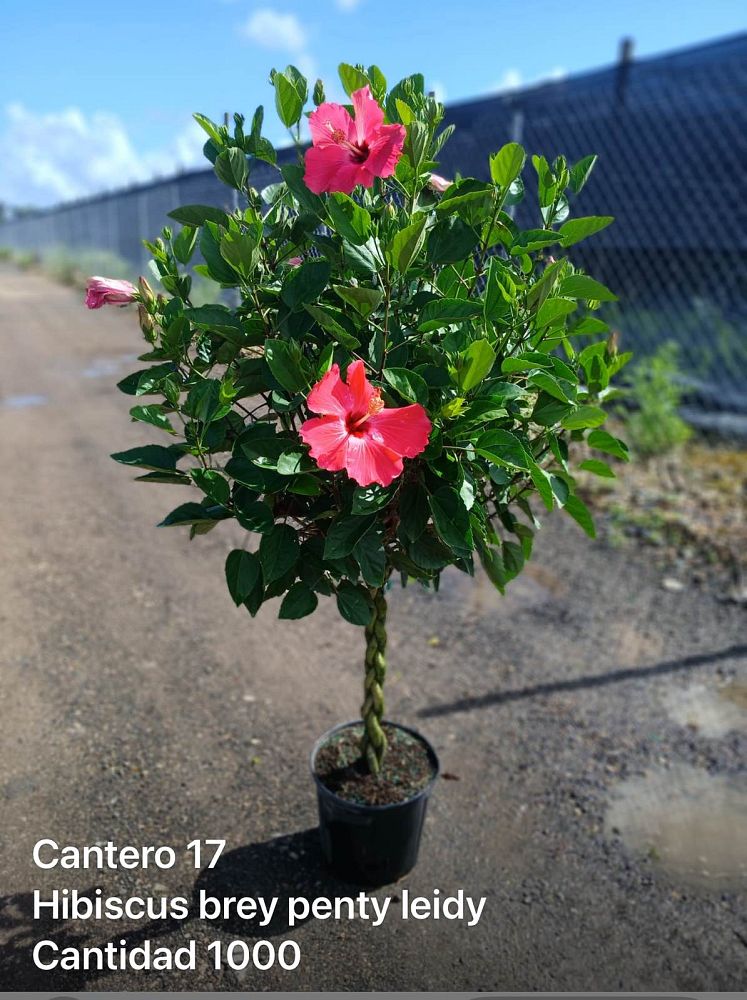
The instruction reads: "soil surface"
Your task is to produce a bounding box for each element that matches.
[0,267,745,991]
[314,723,436,805]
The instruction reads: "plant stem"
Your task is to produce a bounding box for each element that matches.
[361,587,388,774]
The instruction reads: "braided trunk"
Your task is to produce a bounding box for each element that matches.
[361,587,388,774]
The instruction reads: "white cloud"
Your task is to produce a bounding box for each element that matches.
[493,68,523,93]
[336,0,362,10]
[492,66,568,94]
[430,80,447,104]
[239,7,317,88]
[241,8,307,50]
[0,103,207,208]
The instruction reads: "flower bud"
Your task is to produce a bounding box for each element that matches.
[84,276,138,309]
[137,304,156,342]
[138,275,155,306]
[427,173,451,193]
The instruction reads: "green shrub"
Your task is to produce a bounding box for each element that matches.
[624,343,692,457]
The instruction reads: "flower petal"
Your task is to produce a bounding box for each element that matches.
[344,433,404,487]
[351,85,384,145]
[308,101,356,146]
[299,415,349,471]
[345,359,377,415]
[364,123,406,178]
[305,364,352,417]
[366,403,432,458]
[304,143,362,195]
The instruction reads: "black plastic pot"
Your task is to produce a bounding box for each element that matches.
[310,720,439,886]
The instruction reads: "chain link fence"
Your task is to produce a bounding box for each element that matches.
[2,33,745,427]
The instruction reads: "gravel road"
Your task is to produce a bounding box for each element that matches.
[1,268,745,991]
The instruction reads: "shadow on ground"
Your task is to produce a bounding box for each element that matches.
[420,643,747,718]
[0,828,361,989]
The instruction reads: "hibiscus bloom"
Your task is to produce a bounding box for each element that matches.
[85,276,138,309]
[428,173,452,193]
[304,86,406,195]
[300,361,431,487]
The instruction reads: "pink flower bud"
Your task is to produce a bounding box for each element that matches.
[287,256,303,267]
[428,173,452,194]
[85,276,138,309]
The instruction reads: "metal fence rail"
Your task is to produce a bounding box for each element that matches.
[2,33,746,419]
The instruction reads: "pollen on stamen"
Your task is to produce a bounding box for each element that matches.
[367,390,384,416]
[326,123,346,143]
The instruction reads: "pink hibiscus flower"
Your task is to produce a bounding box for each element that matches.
[85,276,138,309]
[304,86,406,196]
[299,361,431,487]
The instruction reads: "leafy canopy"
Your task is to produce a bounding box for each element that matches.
[113,62,631,623]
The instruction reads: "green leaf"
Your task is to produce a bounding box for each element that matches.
[111,445,177,472]
[185,378,232,425]
[259,524,300,584]
[129,404,175,435]
[191,468,231,505]
[214,147,248,190]
[234,494,275,534]
[336,581,373,626]
[536,297,577,328]
[199,226,239,284]
[327,193,371,245]
[564,494,596,538]
[529,464,554,511]
[279,582,318,619]
[333,284,383,318]
[588,429,630,461]
[478,542,506,594]
[561,405,607,430]
[386,213,427,273]
[531,391,573,427]
[383,368,429,405]
[354,529,387,587]
[168,204,230,228]
[220,229,259,277]
[193,112,224,145]
[117,363,177,396]
[184,304,241,332]
[134,470,189,486]
[324,515,375,560]
[338,62,370,96]
[570,154,598,194]
[159,502,228,527]
[281,258,331,310]
[559,216,613,247]
[274,69,305,127]
[428,486,472,557]
[427,217,479,263]
[558,274,618,302]
[417,298,482,332]
[579,458,616,478]
[456,339,496,392]
[475,429,531,470]
[489,142,526,189]
[351,483,396,514]
[171,226,197,266]
[225,549,261,606]
[511,229,559,253]
[399,481,429,541]
[527,370,576,403]
[264,340,308,394]
[304,303,360,349]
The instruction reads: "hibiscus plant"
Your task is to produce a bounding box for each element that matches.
[103,64,630,774]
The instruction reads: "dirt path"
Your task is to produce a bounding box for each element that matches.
[1,268,745,990]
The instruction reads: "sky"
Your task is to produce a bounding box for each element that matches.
[1,0,744,208]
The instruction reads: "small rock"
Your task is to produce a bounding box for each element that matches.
[662,577,685,592]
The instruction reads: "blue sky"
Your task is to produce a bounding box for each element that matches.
[1,0,744,206]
